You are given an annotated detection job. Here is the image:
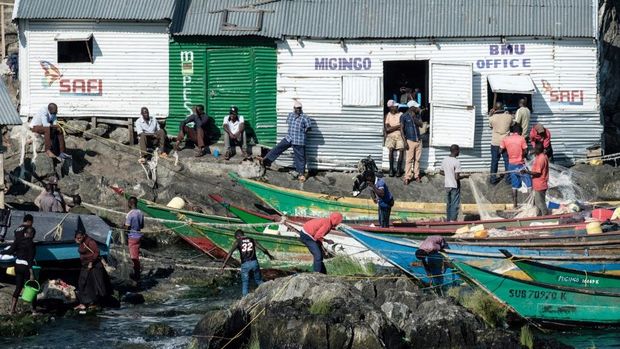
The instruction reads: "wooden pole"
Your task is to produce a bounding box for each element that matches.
[0,152,4,209]
[1,5,5,59]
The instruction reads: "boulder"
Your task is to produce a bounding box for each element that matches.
[144,323,176,337]
[122,292,145,305]
[63,120,90,135]
[109,127,131,145]
[32,154,57,178]
[84,124,110,140]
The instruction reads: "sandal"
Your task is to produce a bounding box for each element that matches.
[194,150,204,157]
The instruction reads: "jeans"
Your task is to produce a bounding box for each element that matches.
[299,232,326,273]
[264,138,306,174]
[445,187,460,222]
[424,252,445,286]
[224,131,248,155]
[240,259,263,296]
[378,205,391,228]
[490,145,509,184]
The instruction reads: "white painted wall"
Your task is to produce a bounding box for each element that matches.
[18,20,169,120]
[276,38,600,171]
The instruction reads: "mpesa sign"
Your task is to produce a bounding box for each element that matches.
[40,61,103,96]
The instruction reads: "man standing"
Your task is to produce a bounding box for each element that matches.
[36,183,64,213]
[440,145,469,221]
[175,105,210,157]
[500,125,532,207]
[69,194,92,215]
[400,100,423,184]
[135,107,168,163]
[222,106,248,160]
[530,123,553,162]
[30,103,69,159]
[296,213,342,274]
[363,170,394,228]
[514,98,531,138]
[523,142,550,216]
[222,229,274,296]
[124,196,144,281]
[384,100,404,177]
[261,101,311,182]
[488,102,513,184]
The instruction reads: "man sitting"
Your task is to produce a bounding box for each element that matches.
[175,105,210,157]
[223,106,249,160]
[30,103,69,159]
[135,107,168,163]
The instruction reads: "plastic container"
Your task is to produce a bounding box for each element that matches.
[21,280,40,303]
[6,266,15,276]
[474,229,489,239]
[166,197,186,210]
[213,148,220,158]
[32,265,41,280]
[547,202,560,209]
[586,221,603,235]
[592,208,614,221]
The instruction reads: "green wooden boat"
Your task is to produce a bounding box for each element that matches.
[229,172,455,221]
[501,250,620,291]
[453,260,620,326]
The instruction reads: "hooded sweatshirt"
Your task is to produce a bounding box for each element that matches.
[302,213,343,242]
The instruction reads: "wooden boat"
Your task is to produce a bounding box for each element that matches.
[501,250,620,291]
[340,225,620,285]
[210,194,620,248]
[230,172,467,221]
[453,260,620,326]
[0,211,111,266]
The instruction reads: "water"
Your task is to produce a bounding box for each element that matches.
[549,329,620,349]
[1,283,238,349]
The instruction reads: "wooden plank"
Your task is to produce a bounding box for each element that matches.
[1,6,5,59]
[128,118,134,145]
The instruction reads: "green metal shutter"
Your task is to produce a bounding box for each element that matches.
[253,47,277,146]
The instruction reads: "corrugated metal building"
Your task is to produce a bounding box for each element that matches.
[14,0,174,121]
[0,80,22,126]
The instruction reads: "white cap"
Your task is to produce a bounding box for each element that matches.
[407,100,420,108]
[293,100,302,108]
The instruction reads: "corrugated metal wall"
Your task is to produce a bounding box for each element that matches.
[276,38,600,171]
[169,38,277,145]
[19,21,169,120]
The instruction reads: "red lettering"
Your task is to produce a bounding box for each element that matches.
[59,79,71,93]
[550,90,558,102]
[98,80,103,95]
[72,79,85,94]
[559,90,570,102]
[571,90,582,102]
[87,79,99,94]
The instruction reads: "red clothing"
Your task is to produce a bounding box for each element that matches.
[78,236,100,265]
[302,213,343,242]
[500,133,527,165]
[419,236,448,253]
[531,153,549,191]
[530,128,551,149]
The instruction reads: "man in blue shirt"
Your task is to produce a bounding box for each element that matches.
[124,196,144,281]
[363,170,394,228]
[400,101,424,184]
[261,101,311,182]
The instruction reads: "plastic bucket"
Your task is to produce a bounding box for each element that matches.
[32,265,42,280]
[586,221,603,235]
[6,266,15,276]
[21,280,40,303]
[166,197,186,210]
[547,202,560,209]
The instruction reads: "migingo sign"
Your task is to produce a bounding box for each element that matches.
[314,57,372,70]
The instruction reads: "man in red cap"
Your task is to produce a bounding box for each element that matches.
[296,212,343,273]
[530,123,553,162]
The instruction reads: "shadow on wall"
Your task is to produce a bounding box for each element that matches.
[305,118,325,175]
[599,0,620,154]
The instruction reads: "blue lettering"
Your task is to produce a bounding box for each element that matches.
[493,59,501,68]
[329,58,338,70]
[515,44,525,55]
[476,60,485,69]
[510,59,519,68]
[501,44,513,55]
[314,58,327,70]
[340,58,353,70]
[522,58,531,67]
[489,45,499,55]
[353,58,362,70]
[485,59,492,68]
[362,58,371,70]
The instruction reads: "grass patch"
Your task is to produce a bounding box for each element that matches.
[309,296,332,316]
[452,287,507,328]
[246,331,260,349]
[520,325,534,349]
[325,255,376,276]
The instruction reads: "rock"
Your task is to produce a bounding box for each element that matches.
[122,292,145,305]
[64,120,90,135]
[237,159,264,179]
[109,127,131,145]
[144,323,176,337]
[0,314,49,338]
[32,154,57,178]
[601,179,620,201]
[84,125,109,140]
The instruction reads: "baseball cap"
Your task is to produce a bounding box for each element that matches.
[293,100,303,108]
[229,106,239,114]
[386,100,397,107]
[407,100,420,108]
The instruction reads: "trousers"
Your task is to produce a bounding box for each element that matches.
[405,140,422,180]
[32,125,66,153]
[240,259,263,296]
[445,187,460,222]
[138,129,167,156]
[264,138,306,174]
[299,232,326,273]
[489,145,509,184]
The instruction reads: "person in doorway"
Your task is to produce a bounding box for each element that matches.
[36,183,64,213]
[414,235,449,286]
[500,124,532,207]
[135,107,168,163]
[1,214,37,315]
[400,100,423,183]
[30,103,69,159]
[222,229,274,296]
[69,194,91,215]
[488,101,513,184]
[530,123,553,162]
[175,105,210,157]
[363,170,394,228]
[223,106,248,160]
[124,196,144,281]
[514,98,531,138]
[296,213,342,274]
[261,101,311,182]
[440,145,469,222]
[74,230,112,310]
[522,142,550,216]
[384,100,404,177]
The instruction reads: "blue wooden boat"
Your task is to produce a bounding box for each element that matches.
[340,225,620,285]
[0,211,112,265]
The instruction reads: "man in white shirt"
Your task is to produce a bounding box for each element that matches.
[514,98,531,139]
[222,106,248,160]
[30,103,69,158]
[440,144,469,221]
[135,107,168,163]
